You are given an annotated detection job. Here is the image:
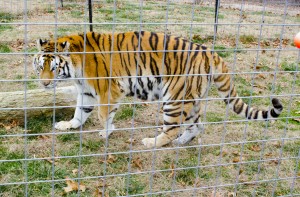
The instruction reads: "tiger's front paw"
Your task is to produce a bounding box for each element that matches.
[99,125,115,139]
[142,138,156,148]
[55,121,72,131]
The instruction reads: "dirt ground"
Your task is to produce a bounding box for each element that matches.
[0,0,299,196]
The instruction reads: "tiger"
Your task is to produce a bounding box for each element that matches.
[32,31,283,148]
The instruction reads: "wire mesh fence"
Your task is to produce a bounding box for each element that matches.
[0,0,299,196]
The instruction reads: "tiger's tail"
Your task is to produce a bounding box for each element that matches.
[212,54,283,120]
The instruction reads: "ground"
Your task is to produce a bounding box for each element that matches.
[0,0,299,196]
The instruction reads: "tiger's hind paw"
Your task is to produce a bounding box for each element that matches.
[55,121,72,131]
[172,129,199,145]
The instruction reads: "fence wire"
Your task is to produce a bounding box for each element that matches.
[0,0,299,196]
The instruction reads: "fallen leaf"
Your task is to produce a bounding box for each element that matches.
[97,179,111,187]
[72,169,78,176]
[107,154,116,164]
[93,188,109,197]
[292,118,300,123]
[232,150,240,156]
[265,152,273,157]
[48,32,54,39]
[233,157,240,163]
[256,74,266,79]
[210,191,223,197]
[194,177,201,187]
[250,145,261,152]
[38,135,50,140]
[45,157,59,165]
[228,192,236,197]
[132,157,143,170]
[99,154,117,164]
[168,162,175,178]
[0,120,19,130]
[179,180,186,186]
[269,159,279,165]
[272,141,281,148]
[239,169,244,175]
[63,177,86,193]
[0,123,11,130]
[93,188,103,197]
[125,138,136,144]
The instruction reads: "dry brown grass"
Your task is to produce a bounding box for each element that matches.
[0,0,299,196]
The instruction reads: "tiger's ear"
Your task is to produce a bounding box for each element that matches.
[59,41,70,52]
[36,39,48,51]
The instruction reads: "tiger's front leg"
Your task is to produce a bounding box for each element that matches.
[55,91,96,130]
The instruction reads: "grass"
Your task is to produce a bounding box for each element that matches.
[0,43,12,53]
[70,10,82,18]
[115,105,135,121]
[213,45,232,58]
[0,24,13,34]
[281,61,298,72]
[240,35,256,44]
[0,12,17,22]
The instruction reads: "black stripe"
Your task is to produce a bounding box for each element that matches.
[164,126,180,133]
[245,106,249,118]
[270,109,279,117]
[218,77,230,91]
[247,110,253,120]
[254,110,259,119]
[262,111,268,119]
[166,111,187,118]
[163,107,181,113]
[80,107,94,113]
[164,121,179,126]
[109,108,118,114]
[149,32,158,53]
[83,92,94,98]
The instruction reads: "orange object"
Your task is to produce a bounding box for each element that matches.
[294,32,300,48]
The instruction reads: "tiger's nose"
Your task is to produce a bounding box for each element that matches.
[42,80,51,87]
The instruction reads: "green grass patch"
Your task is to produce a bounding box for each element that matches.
[124,175,146,195]
[214,45,232,58]
[281,61,298,72]
[0,12,17,22]
[217,14,225,19]
[26,75,39,89]
[115,105,135,120]
[0,43,12,53]
[176,151,199,185]
[283,140,300,157]
[205,113,223,122]
[82,138,103,152]
[45,7,55,14]
[70,10,82,18]
[240,35,256,44]
[192,35,214,44]
[0,24,13,33]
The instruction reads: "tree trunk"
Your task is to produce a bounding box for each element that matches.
[0,86,77,123]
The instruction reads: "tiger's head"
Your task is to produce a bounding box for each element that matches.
[33,39,72,88]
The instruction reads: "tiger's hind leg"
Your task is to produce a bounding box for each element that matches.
[172,101,203,145]
[142,101,194,148]
[98,92,121,139]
